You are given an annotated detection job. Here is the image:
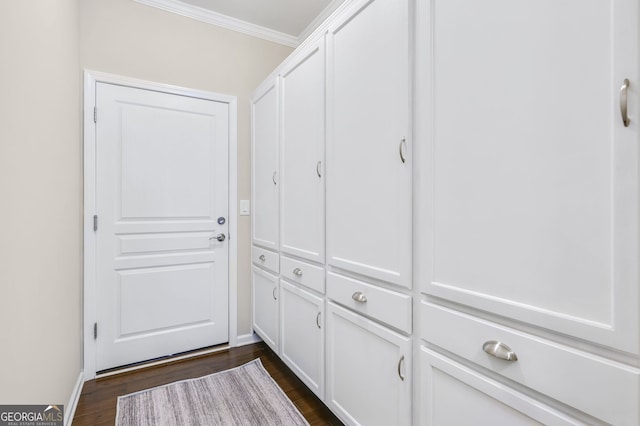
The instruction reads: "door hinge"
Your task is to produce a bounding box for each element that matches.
[93,215,98,231]
[93,322,97,339]
[93,106,97,123]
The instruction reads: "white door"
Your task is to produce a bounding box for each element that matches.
[418,0,640,353]
[280,40,325,263]
[251,79,279,251]
[251,266,279,353]
[326,0,412,288]
[95,82,229,371]
[326,302,411,426]
[280,279,324,399]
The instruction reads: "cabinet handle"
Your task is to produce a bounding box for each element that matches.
[482,340,518,361]
[272,287,277,300]
[316,312,321,329]
[351,291,367,303]
[621,78,631,127]
[316,160,322,178]
[397,355,405,381]
[399,137,407,163]
[259,254,266,262]
[293,267,303,276]
[272,171,277,185]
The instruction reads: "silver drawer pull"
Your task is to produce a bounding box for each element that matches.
[316,312,321,329]
[399,137,407,163]
[397,355,405,381]
[293,268,303,276]
[621,78,631,127]
[272,287,277,300]
[351,291,367,303]
[482,340,518,361]
[316,160,322,178]
[272,171,277,185]
[259,254,266,262]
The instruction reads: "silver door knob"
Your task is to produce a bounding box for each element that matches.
[210,233,226,242]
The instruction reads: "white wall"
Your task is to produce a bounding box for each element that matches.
[0,0,82,407]
[79,0,293,336]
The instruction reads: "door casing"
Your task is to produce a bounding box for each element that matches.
[83,70,239,380]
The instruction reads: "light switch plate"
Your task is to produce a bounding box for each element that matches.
[240,200,250,216]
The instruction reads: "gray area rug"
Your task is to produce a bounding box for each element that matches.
[116,358,309,426]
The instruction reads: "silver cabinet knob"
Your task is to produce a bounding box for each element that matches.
[352,291,367,303]
[293,268,303,276]
[258,254,266,262]
[482,340,518,361]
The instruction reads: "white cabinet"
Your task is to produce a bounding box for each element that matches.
[280,40,325,263]
[416,0,640,353]
[280,280,325,399]
[326,0,412,288]
[420,347,581,426]
[326,302,411,426]
[251,79,279,251]
[251,265,279,353]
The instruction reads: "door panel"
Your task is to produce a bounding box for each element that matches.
[251,81,280,250]
[280,41,325,263]
[280,280,325,399]
[252,265,279,353]
[326,0,412,288]
[96,82,229,371]
[421,0,640,353]
[326,302,411,426]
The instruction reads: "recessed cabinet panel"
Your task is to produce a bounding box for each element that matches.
[421,0,640,353]
[326,302,411,426]
[251,80,279,250]
[280,41,325,263]
[251,266,279,353]
[326,0,412,288]
[280,280,325,399]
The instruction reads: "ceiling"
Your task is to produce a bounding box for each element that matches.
[135,0,346,46]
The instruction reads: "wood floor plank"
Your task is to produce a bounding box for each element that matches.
[73,342,342,425]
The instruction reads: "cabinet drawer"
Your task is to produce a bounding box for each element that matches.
[327,272,411,334]
[420,347,580,425]
[280,256,324,294]
[252,246,279,273]
[421,301,640,425]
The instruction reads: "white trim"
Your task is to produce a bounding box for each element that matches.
[298,0,346,42]
[134,0,299,47]
[236,332,262,347]
[83,70,239,380]
[64,372,84,426]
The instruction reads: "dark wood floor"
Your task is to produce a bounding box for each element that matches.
[73,342,343,425]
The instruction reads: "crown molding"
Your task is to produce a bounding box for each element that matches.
[134,0,299,47]
[297,0,346,43]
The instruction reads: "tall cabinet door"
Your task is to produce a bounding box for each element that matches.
[280,40,325,263]
[326,0,412,288]
[417,0,640,353]
[251,79,279,250]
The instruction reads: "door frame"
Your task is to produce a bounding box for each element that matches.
[83,70,239,380]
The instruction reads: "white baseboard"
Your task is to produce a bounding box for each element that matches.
[64,371,84,426]
[235,332,262,347]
